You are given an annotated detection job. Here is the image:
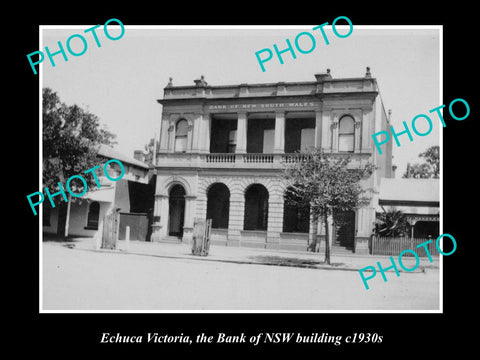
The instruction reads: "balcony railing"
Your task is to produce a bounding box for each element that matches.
[206,154,236,163]
[243,154,274,163]
[156,152,372,169]
[281,154,311,163]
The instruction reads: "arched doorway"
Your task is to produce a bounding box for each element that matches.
[283,186,310,233]
[334,210,356,250]
[244,184,269,231]
[168,184,186,237]
[206,183,230,229]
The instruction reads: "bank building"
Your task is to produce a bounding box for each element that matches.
[150,68,395,254]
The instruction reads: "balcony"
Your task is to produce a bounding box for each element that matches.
[156,152,372,170]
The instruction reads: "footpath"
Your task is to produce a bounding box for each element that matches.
[62,237,440,273]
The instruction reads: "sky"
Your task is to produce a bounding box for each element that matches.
[41,25,441,177]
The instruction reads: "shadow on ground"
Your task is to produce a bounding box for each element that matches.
[247,255,344,268]
[43,234,89,244]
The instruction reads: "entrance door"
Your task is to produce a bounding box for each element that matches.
[168,185,186,237]
[334,210,355,249]
[244,184,269,231]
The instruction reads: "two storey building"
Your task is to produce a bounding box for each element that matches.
[151,68,393,254]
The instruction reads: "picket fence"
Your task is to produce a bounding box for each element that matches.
[371,236,439,257]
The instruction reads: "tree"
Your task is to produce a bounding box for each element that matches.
[373,208,409,237]
[283,148,375,264]
[43,88,117,237]
[419,145,439,178]
[402,163,432,179]
[143,138,156,166]
[403,145,439,179]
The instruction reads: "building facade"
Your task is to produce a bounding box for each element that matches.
[151,69,393,254]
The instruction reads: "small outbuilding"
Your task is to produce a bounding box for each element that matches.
[377,178,440,238]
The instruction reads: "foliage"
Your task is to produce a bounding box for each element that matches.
[419,145,439,178]
[283,148,376,264]
[43,87,117,201]
[403,145,439,179]
[373,207,409,237]
[143,138,156,166]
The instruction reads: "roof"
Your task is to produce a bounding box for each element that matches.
[97,144,149,170]
[159,71,378,103]
[379,178,439,203]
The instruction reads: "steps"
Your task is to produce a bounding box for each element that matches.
[331,244,354,255]
[160,236,183,244]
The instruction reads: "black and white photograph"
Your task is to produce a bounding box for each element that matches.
[15,5,477,355]
[38,25,442,312]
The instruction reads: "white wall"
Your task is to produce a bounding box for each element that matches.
[67,200,112,237]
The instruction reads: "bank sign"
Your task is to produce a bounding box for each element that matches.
[207,102,317,111]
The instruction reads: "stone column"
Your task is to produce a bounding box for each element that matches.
[236,111,247,153]
[227,192,244,246]
[195,194,207,220]
[355,204,374,254]
[331,116,339,152]
[361,108,372,153]
[198,114,211,154]
[158,116,170,152]
[266,194,283,249]
[273,111,285,154]
[314,110,322,148]
[182,195,196,242]
[151,194,168,242]
[191,113,204,153]
[167,120,175,153]
[354,120,362,153]
[186,122,194,153]
[321,110,331,151]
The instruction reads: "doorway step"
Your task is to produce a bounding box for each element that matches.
[161,236,183,244]
[331,244,354,255]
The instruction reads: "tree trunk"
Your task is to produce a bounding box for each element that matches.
[324,213,331,265]
[307,218,318,252]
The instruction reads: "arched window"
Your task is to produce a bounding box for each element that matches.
[175,119,188,152]
[87,201,100,229]
[338,115,355,152]
[206,183,230,229]
[244,184,269,231]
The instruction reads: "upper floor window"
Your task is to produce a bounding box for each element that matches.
[175,119,188,152]
[338,115,355,152]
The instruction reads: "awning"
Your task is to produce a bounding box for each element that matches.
[83,187,115,202]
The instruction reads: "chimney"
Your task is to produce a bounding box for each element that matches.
[365,66,372,78]
[194,75,208,87]
[314,68,332,82]
[133,150,146,162]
